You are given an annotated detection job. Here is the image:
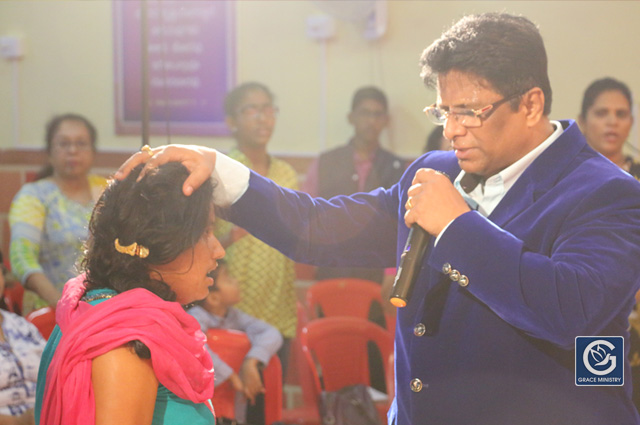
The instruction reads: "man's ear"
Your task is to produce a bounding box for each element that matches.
[522,87,545,127]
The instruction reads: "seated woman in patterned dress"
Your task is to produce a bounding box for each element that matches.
[35,161,226,425]
[9,114,107,311]
[0,249,46,425]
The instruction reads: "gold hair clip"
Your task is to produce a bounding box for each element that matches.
[114,238,150,258]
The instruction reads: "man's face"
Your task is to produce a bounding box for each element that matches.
[437,70,529,178]
[348,98,389,148]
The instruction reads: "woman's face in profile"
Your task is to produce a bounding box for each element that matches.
[49,119,95,180]
[151,209,226,305]
[581,90,633,158]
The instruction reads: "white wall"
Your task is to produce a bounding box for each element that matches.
[1,1,639,158]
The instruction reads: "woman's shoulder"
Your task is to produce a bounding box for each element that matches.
[13,178,57,200]
[269,156,299,188]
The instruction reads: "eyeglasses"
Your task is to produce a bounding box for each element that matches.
[423,90,528,128]
[52,140,93,152]
[352,109,388,120]
[237,104,279,120]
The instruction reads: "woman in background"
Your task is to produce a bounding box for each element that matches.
[35,161,225,425]
[0,249,46,425]
[216,82,298,372]
[581,77,640,413]
[9,114,107,310]
[579,77,639,178]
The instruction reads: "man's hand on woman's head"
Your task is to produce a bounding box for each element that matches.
[114,144,217,196]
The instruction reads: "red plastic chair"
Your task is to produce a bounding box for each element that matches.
[300,316,394,423]
[26,306,56,339]
[206,328,282,425]
[3,281,24,315]
[306,278,395,333]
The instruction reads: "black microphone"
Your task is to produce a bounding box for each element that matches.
[389,224,430,308]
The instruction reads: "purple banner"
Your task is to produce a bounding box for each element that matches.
[113,1,235,137]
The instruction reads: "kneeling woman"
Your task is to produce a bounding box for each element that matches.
[35,162,225,425]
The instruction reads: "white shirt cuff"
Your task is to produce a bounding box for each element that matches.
[433,218,455,247]
[211,150,251,207]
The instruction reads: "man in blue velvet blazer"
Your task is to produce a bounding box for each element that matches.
[119,12,640,425]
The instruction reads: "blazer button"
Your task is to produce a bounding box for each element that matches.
[458,275,469,287]
[442,263,452,274]
[414,323,426,337]
[410,378,423,392]
[449,270,461,282]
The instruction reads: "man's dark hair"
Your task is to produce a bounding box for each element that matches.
[580,77,633,119]
[420,12,552,115]
[224,82,274,117]
[351,86,388,112]
[83,162,214,302]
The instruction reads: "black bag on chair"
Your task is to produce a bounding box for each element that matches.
[319,384,380,425]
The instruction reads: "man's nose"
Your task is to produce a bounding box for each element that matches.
[443,116,467,141]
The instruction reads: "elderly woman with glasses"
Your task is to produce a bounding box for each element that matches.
[214,82,299,372]
[9,114,107,310]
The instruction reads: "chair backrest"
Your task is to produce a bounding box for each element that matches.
[306,278,395,332]
[300,316,394,397]
[3,281,24,315]
[26,306,56,339]
[206,328,282,424]
[285,301,315,399]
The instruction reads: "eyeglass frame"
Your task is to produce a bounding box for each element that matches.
[423,89,531,128]
[236,103,279,120]
[51,139,94,152]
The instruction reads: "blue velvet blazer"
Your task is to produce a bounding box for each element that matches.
[227,120,640,425]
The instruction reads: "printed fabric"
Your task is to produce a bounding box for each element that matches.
[0,310,46,416]
[8,175,107,291]
[215,148,298,338]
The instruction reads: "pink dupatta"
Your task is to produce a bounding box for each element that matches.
[40,275,214,425]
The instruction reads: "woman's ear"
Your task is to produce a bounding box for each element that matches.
[225,116,237,133]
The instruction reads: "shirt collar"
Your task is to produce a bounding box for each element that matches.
[454,120,564,215]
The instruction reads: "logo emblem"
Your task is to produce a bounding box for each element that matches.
[576,337,623,386]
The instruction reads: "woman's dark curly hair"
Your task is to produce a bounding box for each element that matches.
[82,162,214,301]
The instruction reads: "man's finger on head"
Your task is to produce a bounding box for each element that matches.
[114,151,151,181]
[137,147,181,181]
[182,167,212,196]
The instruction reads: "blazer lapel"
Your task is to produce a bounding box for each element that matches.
[488,120,587,228]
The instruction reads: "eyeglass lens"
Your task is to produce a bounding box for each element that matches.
[239,104,278,119]
[53,140,92,151]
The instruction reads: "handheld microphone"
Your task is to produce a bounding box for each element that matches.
[389,224,430,308]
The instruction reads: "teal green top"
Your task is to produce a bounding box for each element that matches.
[35,289,215,424]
